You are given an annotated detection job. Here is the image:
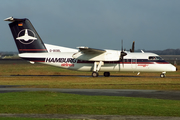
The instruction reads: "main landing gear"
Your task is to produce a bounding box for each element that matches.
[92,71,110,77]
[92,61,110,77]
[91,61,103,77]
[104,72,110,77]
[92,71,99,77]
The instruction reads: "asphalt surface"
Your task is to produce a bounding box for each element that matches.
[0,85,180,100]
[9,74,180,78]
[1,114,180,120]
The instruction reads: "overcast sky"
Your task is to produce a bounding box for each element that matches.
[1,0,180,52]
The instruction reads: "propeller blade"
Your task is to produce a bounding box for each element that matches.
[130,41,135,52]
[120,39,127,67]
[120,52,126,67]
[121,39,123,52]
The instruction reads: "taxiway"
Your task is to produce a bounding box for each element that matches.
[0,86,180,100]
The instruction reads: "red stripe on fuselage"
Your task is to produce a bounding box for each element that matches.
[22,57,170,65]
[19,49,47,51]
[78,61,169,64]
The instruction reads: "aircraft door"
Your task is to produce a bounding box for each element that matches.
[131,58,137,69]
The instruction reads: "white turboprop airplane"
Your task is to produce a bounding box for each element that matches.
[5,17,177,78]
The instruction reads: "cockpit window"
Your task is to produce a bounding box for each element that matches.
[149,56,163,60]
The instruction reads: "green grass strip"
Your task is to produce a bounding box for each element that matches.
[0,117,64,120]
[0,91,180,117]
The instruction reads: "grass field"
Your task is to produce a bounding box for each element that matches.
[0,61,180,119]
[0,62,180,90]
[0,91,180,117]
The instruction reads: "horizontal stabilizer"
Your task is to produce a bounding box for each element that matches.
[4,17,26,22]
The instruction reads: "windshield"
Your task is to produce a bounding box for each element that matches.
[149,56,163,60]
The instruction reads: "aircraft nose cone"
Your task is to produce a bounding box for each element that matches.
[169,65,177,72]
[172,65,177,71]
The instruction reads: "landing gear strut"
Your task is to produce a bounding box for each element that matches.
[92,61,104,77]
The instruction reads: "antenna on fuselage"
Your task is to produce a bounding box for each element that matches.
[141,50,145,53]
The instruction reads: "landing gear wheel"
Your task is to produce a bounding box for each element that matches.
[104,72,110,77]
[92,72,99,77]
[160,74,166,78]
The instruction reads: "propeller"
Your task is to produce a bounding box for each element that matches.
[130,41,135,52]
[120,40,127,67]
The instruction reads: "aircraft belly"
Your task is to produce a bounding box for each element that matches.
[40,60,176,73]
[75,63,93,71]
[75,63,131,72]
[73,63,121,72]
[100,64,120,71]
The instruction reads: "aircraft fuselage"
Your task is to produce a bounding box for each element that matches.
[19,52,176,73]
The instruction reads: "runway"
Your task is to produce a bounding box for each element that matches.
[0,85,180,100]
[5,74,180,78]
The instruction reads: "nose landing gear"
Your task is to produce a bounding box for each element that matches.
[160,72,166,78]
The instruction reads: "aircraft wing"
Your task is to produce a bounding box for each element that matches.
[77,46,106,54]
[72,47,111,61]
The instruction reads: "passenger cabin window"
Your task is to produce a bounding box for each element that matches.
[149,56,163,60]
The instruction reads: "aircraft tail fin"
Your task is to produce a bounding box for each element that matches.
[5,17,47,53]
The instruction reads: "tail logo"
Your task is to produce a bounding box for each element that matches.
[16,29,37,44]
